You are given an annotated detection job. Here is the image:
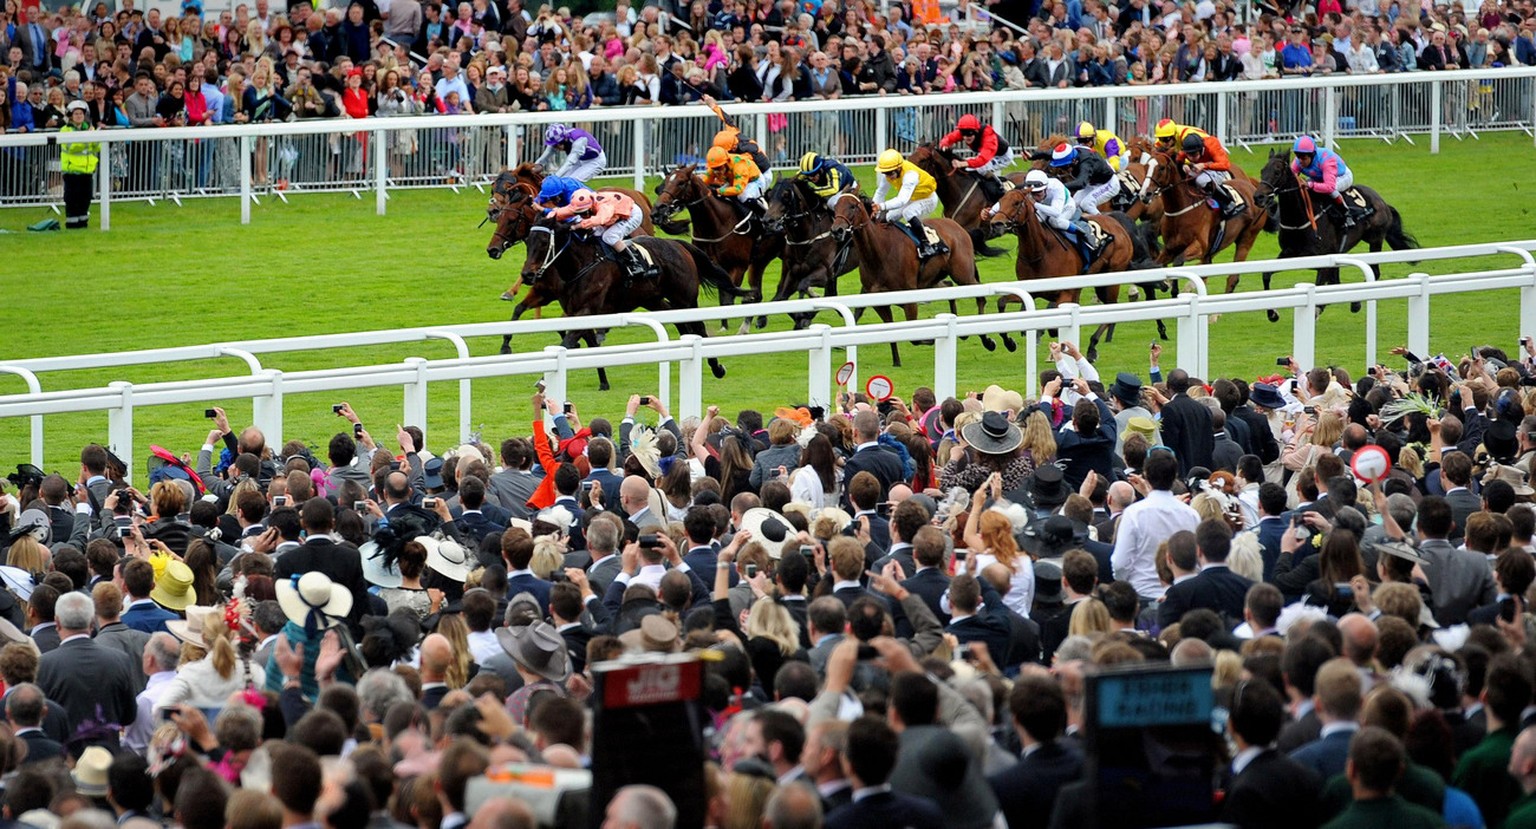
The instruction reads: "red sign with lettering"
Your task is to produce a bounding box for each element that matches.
[600,659,703,709]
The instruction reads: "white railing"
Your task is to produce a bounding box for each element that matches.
[0,67,1532,228]
[1,240,1532,474]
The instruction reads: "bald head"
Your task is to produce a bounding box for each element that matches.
[420,634,451,681]
[1107,481,1135,512]
[1338,614,1378,668]
[887,484,913,504]
[763,782,823,829]
[466,795,535,829]
[620,475,650,514]
[981,563,1012,596]
[1511,726,1536,791]
[1170,637,1213,666]
[384,471,411,503]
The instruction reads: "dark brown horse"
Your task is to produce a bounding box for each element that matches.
[1254,149,1419,322]
[651,164,784,332]
[761,178,862,326]
[829,198,982,367]
[511,219,754,389]
[904,143,1027,257]
[1141,149,1266,291]
[982,189,1159,358]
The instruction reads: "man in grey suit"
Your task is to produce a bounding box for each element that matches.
[579,513,624,597]
[806,597,848,677]
[489,438,540,519]
[1416,495,1494,626]
[1441,452,1481,543]
[37,593,139,748]
[93,584,150,692]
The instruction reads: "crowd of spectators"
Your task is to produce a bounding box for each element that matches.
[4,337,1536,825]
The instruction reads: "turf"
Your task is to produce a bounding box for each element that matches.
[1,132,1532,481]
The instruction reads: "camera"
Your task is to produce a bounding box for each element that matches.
[638,533,661,549]
[639,396,652,405]
[549,570,569,583]
[113,515,133,538]
[423,497,439,508]
[800,545,813,558]
[354,423,364,437]
[856,644,879,660]
[1275,356,1291,366]
[354,500,367,512]
[333,403,345,414]
[744,564,757,579]
[563,403,573,414]
[205,408,217,418]
[273,495,288,507]
[876,502,891,518]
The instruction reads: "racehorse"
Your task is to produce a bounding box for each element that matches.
[1034,134,1164,259]
[511,219,753,390]
[982,189,1160,358]
[904,143,1027,258]
[652,164,784,332]
[1140,149,1266,291]
[761,178,862,326]
[1254,149,1419,322]
[829,196,983,368]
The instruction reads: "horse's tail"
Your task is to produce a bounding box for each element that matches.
[1108,211,1155,270]
[1384,206,1419,251]
[682,241,752,298]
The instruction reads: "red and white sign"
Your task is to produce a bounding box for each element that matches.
[836,361,855,386]
[865,375,894,402]
[1351,444,1391,483]
[600,660,703,709]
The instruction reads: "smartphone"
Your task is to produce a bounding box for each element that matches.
[158,707,177,722]
[855,644,879,660]
[272,495,288,507]
[1334,582,1353,596]
[638,533,661,549]
[534,379,546,392]
[353,423,364,437]
[639,396,652,405]
[1522,337,1531,346]
[353,500,367,512]
[1303,406,1316,415]
[876,502,891,518]
[1501,597,1518,623]
[204,408,217,418]
[423,497,438,508]
[1275,357,1291,367]
[800,545,814,558]
[563,402,573,414]
[332,403,345,414]
[745,563,758,579]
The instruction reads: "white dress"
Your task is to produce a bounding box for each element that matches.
[973,553,1036,617]
[790,467,839,509]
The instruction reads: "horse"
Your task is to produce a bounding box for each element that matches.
[1034,134,1164,261]
[1253,149,1419,322]
[512,219,754,390]
[982,189,1161,358]
[829,197,983,368]
[761,178,862,328]
[904,143,1028,258]
[1139,149,1266,292]
[651,164,784,333]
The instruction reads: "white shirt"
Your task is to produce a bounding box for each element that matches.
[973,553,1035,617]
[125,671,176,754]
[1111,490,1201,599]
[1231,745,1264,776]
[466,629,500,665]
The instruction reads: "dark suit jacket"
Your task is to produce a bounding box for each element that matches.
[558,623,594,674]
[17,730,63,765]
[1257,517,1286,581]
[1445,488,1480,542]
[30,624,60,654]
[872,544,914,580]
[841,445,904,506]
[826,789,945,829]
[1157,565,1254,628]
[1,690,69,746]
[1036,600,1077,663]
[1221,748,1324,829]
[947,607,1014,669]
[506,573,554,616]
[452,510,506,548]
[94,621,150,692]
[901,567,951,626]
[987,742,1084,829]
[1289,727,1356,781]
[1233,405,1280,464]
[1160,394,1215,475]
[1277,708,1322,753]
[273,537,369,633]
[121,600,179,635]
[1212,433,1244,473]
[36,637,139,741]
[421,684,450,710]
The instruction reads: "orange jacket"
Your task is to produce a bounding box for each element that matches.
[577,191,639,230]
[709,153,761,197]
[528,419,557,510]
[1176,130,1231,172]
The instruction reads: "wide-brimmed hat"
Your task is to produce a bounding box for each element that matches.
[1024,464,1071,509]
[1019,514,1089,558]
[1108,372,1143,407]
[618,614,680,654]
[8,509,50,546]
[1249,382,1287,411]
[359,540,403,589]
[276,572,353,634]
[1372,539,1430,567]
[739,507,795,559]
[496,620,571,682]
[961,411,1023,455]
[420,535,473,583]
[1485,420,1520,463]
[0,618,31,649]
[1119,416,1159,444]
[980,384,1025,415]
[1484,463,1535,497]
[166,605,223,650]
[151,561,196,611]
[72,746,113,797]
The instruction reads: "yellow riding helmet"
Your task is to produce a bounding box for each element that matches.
[1075,121,1096,141]
[799,152,820,174]
[712,131,736,152]
[876,149,904,174]
[706,146,729,169]
[1154,119,1178,141]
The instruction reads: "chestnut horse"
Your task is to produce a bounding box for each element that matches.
[1140,149,1266,292]
[903,143,1028,258]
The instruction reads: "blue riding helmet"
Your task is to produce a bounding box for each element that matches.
[537,176,585,205]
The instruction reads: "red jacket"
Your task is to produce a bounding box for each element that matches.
[528,419,558,510]
[939,125,1003,168]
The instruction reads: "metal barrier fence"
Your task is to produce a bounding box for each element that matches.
[0,67,1532,226]
[1,240,1533,472]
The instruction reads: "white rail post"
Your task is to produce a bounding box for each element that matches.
[98,152,111,231]
[1025,330,1039,398]
[1292,283,1318,371]
[506,124,518,169]
[542,346,569,415]
[933,314,959,402]
[402,357,430,444]
[374,128,388,216]
[1430,81,1442,154]
[108,382,134,482]
[875,108,888,152]
[678,335,703,422]
[1216,92,1229,144]
[1407,272,1432,358]
[807,324,833,410]
[1103,98,1115,134]
[251,369,284,452]
[1522,267,1536,342]
[1061,303,1082,354]
[1323,86,1338,149]
[1175,293,1201,374]
[240,135,252,225]
[991,101,1005,139]
[631,121,645,191]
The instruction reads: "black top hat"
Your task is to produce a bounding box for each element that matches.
[1109,372,1143,407]
[1025,464,1071,509]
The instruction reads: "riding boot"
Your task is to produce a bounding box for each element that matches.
[620,246,650,279]
[909,218,931,258]
[1073,221,1101,265]
[1209,185,1241,218]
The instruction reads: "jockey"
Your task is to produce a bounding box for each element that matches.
[704,146,767,215]
[534,124,607,182]
[550,190,651,278]
[1020,168,1104,266]
[1074,120,1130,172]
[938,113,1016,178]
[1047,142,1119,216]
[1291,135,1363,228]
[873,149,943,258]
[534,175,587,211]
[1155,118,1240,218]
[702,95,773,188]
[796,152,858,204]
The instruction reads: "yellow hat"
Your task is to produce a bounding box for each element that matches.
[876,149,904,174]
[1120,416,1159,443]
[150,561,195,612]
[1154,118,1178,139]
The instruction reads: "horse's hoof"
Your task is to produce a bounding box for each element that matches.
[711,363,727,379]
[1266,309,1280,324]
[1086,346,1099,364]
[1350,301,1362,313]
[1156,322,1169,341]
[1129,285,1142,300]
[755,316,768,329]
[599,381,611,392]
[498,344,511,356]
[1002,336,1018,353]
[499,291,518,301]
[980,336,997,352]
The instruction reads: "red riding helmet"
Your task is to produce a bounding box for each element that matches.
[957,113,981,132]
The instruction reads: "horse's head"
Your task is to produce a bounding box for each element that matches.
[486,183,539,259]
[828,194,869,239]
[906,144,950,178]
[761,178,801,234]
[513,162,544,189]
[652,164,700,230]
[987,189,1037,236]
[1126,136,1158,166]
[1256,149,1295,201]
[519,219,568,289]
[1138,149,1182,201]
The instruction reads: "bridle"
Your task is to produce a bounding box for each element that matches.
[1141,149,1208,216]
[770,180,839,246]
[1256,162,1318,231]
[527,224,612,286]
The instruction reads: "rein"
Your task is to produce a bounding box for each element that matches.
[659,174,751,244]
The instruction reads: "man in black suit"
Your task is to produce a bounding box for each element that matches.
[547,463,587,551]
[35,593,138,748]
[1158,519,1254,628]
[1468,549,1535,628]
[945,574,1014,668]
[502,531,553,616]
[801,720,853,814]
[1441,452,1481,543]
[828,538,881,610]
[899,526,951,626]
[1038,550,1098,662]
[1255,482,1289,581]
[872,500,926,577]
[1153,369,1215,475]
[682,507,733,587]
[840,412,903,507]
[7,683,63,765]
[548,580,599,674]
[987,674,1084,829]
[1221,676,1324,829]
[274,499,368,634]
[826,716,944,829]
[845,473,891,564]
[417,633,454,710]
[775,552,813,647]
[1211,410,1244,473]
[1277,636,1337,752]
[450,477,507,549]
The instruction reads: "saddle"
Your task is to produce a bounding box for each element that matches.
[1207,183,1248,213]
[895,222,950,260]
[1062,220,1111,268]
[978,175,1016,204]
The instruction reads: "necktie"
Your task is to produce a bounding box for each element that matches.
[33,25,44,63]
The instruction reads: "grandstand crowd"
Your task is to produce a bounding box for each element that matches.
[2,0,1535,137]
[2,339,1536,826]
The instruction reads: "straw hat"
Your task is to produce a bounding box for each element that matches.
[166,605,223,650]
[618,615,681,654]
[72,747,113,797]
[276,572,353,634]
[980,384,1025,415]
[151,561,196,612]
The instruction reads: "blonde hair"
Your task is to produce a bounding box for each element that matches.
[1311,412,1345,448]
[226,789,282,829]
[1020,410,1057,463]
[745,597,799,657]
[435,614,473,689]
[205,616,240,680]
[1213,649,1244,687]
[150,480,187,519]
[5,536,49,573]
[529,537,566,578]
[227,477,258,515]
[723,771,776,829]
[1068,597,1113,636]
[1227,533,1264,582]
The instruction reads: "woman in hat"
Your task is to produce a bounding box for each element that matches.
[941,410,1036,494]
[157,604,267,715]
[962,475,1036,615]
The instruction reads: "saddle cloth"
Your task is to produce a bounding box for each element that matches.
[1116,169,1141,192]
[632,244,656,266]
[1075,220,1111,249]
[920,225,943,246]
[1341,187,1369,209]
[1207,183,1247,212]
